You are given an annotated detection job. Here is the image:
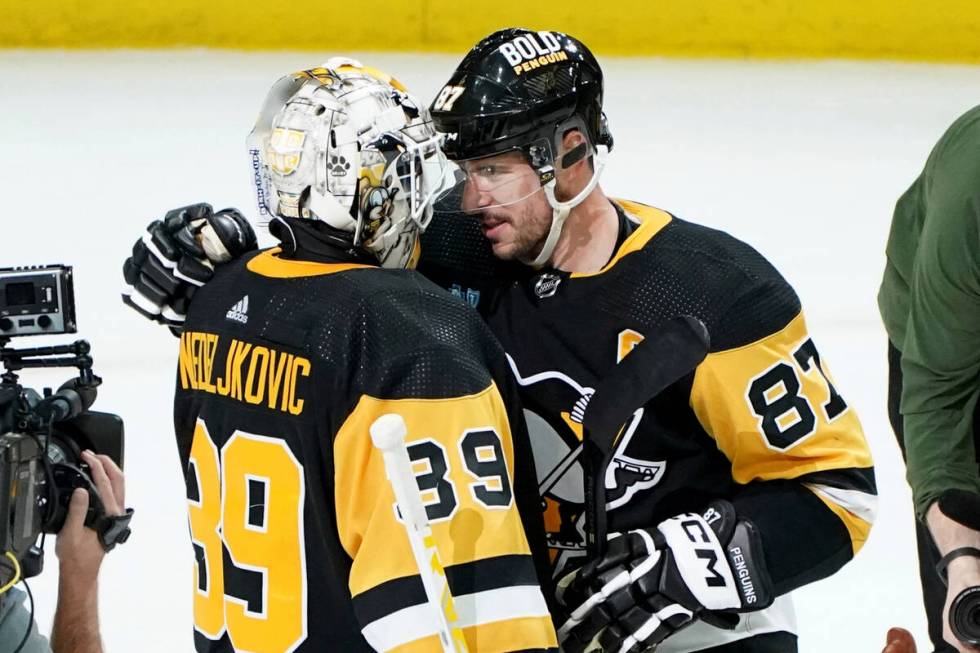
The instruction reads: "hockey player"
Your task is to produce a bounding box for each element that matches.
[122,32,876,653]
[420,29,876,653]
[129,61,558,652]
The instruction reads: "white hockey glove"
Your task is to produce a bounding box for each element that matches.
[121,203,256,333]
[556,500,775,653]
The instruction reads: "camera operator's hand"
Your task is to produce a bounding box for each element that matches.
[927,501,980,653]
[55,451,124,579]
[122,203,257,334]
[51,451,126,653]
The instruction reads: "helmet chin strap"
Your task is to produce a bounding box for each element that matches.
[528,146,608,269]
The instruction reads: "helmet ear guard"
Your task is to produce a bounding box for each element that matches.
[538,115,611,266]
[530,139,608,268]
[523,115,597,181]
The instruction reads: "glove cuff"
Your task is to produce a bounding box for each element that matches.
[724,518,775,610]
[702,500,775,610]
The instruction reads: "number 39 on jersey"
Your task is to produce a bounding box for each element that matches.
[187,421,307,652]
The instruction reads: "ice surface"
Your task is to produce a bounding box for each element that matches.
[2,48,979,652]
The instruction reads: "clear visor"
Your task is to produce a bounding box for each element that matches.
[433,154,545,217]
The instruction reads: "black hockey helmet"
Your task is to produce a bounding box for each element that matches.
[430,28,613,173]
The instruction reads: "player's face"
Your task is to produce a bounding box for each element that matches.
[459,152,552,262]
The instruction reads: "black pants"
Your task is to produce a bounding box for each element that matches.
[888,341,980,653]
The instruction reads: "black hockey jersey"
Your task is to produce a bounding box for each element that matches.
[173,249,558,652]
[419,199,876,649]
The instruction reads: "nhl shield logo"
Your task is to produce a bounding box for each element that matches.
[534,273,562,299]
[268,127,307,176]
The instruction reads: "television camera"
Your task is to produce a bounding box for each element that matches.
[0,264,131,605]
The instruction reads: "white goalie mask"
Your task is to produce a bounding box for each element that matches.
[247,58,455,268]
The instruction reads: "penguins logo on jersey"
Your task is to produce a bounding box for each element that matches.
[506,353,666,573]
[602,405,666,510]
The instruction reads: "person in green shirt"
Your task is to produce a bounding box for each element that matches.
[879,104,980,653]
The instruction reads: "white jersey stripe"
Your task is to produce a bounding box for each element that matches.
[360,584,550,652]
[804,483,879,524]
[656,594,797,653]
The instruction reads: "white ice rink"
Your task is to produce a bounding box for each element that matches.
[3,48,980,652]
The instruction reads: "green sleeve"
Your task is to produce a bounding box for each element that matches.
[901,116,980,519]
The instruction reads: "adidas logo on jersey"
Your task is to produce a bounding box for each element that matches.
[226,295,249,324]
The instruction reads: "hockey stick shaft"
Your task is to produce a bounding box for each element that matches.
[581,315,710,557]
[370,414,469,653]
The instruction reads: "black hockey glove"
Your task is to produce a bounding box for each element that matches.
[121,203,256,333]
[556,500,775,653]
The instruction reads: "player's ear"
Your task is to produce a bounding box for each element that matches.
[556,129,591,192]
[560,129,588,164]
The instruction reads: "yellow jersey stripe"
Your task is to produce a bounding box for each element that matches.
[247,248,375,278]
[807,486,873,555]
[570,200,672,279]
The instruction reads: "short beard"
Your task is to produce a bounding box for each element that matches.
[509,206,553,264]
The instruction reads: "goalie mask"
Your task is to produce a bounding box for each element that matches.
[248,58,454,269]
